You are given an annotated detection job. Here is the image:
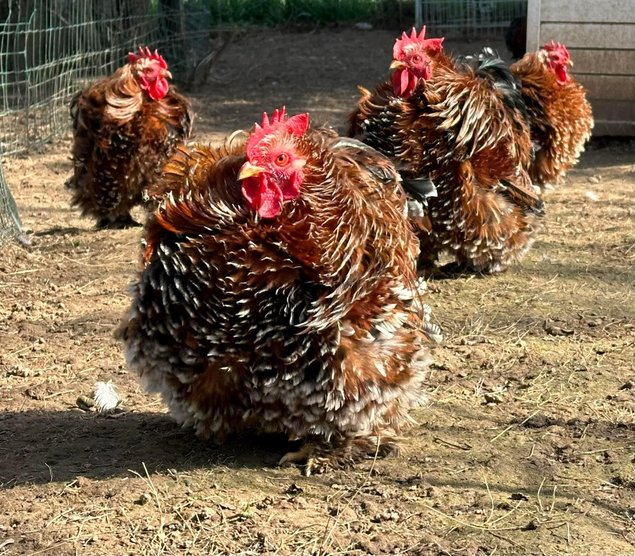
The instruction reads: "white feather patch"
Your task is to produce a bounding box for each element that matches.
[93,381,121,413]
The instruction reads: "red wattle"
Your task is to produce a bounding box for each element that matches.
[555,66,569,84]
[392,69,416,97]
[241,176,284,218]
[148,77,169,100]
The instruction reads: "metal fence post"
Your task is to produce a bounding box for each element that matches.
[0,154,26,245]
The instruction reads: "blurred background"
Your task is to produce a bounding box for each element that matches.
[0,0,527,156]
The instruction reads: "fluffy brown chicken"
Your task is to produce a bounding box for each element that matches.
[117,107,440,475]
[66,47,193,228]
[349,28,544,274]
[511,42,593,190]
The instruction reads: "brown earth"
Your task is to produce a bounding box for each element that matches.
[1,27,634,556]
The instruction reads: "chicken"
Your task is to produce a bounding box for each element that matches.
[505,16,527,60]
[117,107,440,475]
[511,42,593,191]
[66,47,193,228]
[349,28,544,274]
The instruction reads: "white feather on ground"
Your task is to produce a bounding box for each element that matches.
[93,381,121,413]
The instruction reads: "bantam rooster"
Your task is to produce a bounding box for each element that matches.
[349,27,544,274]
[117,107,440,475]
[66,47,193,228]
[511,42,593,191]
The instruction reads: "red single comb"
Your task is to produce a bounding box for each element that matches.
[543,41,570,61]
[246,107,309,159]
[393,26,444,60]
[260,107,287,128]
[128,46,168,69]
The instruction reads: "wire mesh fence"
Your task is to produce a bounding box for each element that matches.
[417,0,526,38]
[0,0,526,158]
[0,0,216,156]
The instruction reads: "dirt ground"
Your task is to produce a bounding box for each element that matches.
[1,27,634,556]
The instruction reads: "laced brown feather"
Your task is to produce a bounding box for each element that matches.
[66,61,193,227]
[118,125,437,469]
[511,51,593,189]
[349,50,542,273]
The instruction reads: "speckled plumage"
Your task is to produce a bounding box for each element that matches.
[66,55,193,228]
[349,42,544,274]
[511,47,593,190]
[117,118,439,473]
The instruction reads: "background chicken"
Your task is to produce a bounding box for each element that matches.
[349,28,544,274]
[505,16,527,60]
[66,47,193,228]
[511,42,593,191]
[118,108,440,475]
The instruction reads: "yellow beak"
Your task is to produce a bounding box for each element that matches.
[163,69,173,79]
[390,60,406,70]
[238,161,265,180]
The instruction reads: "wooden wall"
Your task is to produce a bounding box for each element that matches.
[527,0,635,136]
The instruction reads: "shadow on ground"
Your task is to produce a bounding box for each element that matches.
[0,409,291,487]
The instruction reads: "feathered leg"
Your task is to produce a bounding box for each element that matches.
[279,433,401,476]
[96,213,141,229]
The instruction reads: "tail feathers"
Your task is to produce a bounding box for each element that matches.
[402,175,437,222]
[460,48,528,120]
[527,197,546,217]
[330,137,399,184]
[420,300,443,344]
[499,178,545,217]
[423,321,444,344]
[401,176,437,204]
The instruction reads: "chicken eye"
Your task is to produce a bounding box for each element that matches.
[275,153,290,167]
[411,54,422,64]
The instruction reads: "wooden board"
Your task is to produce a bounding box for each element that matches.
[526,0,541,52]
[541,23,635,50]
[593,120,635,136]
[577,74,635,102]
[539,0,635,24]
[588,99,635,122]
[592,99,635,135]
[570,49,635,76]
